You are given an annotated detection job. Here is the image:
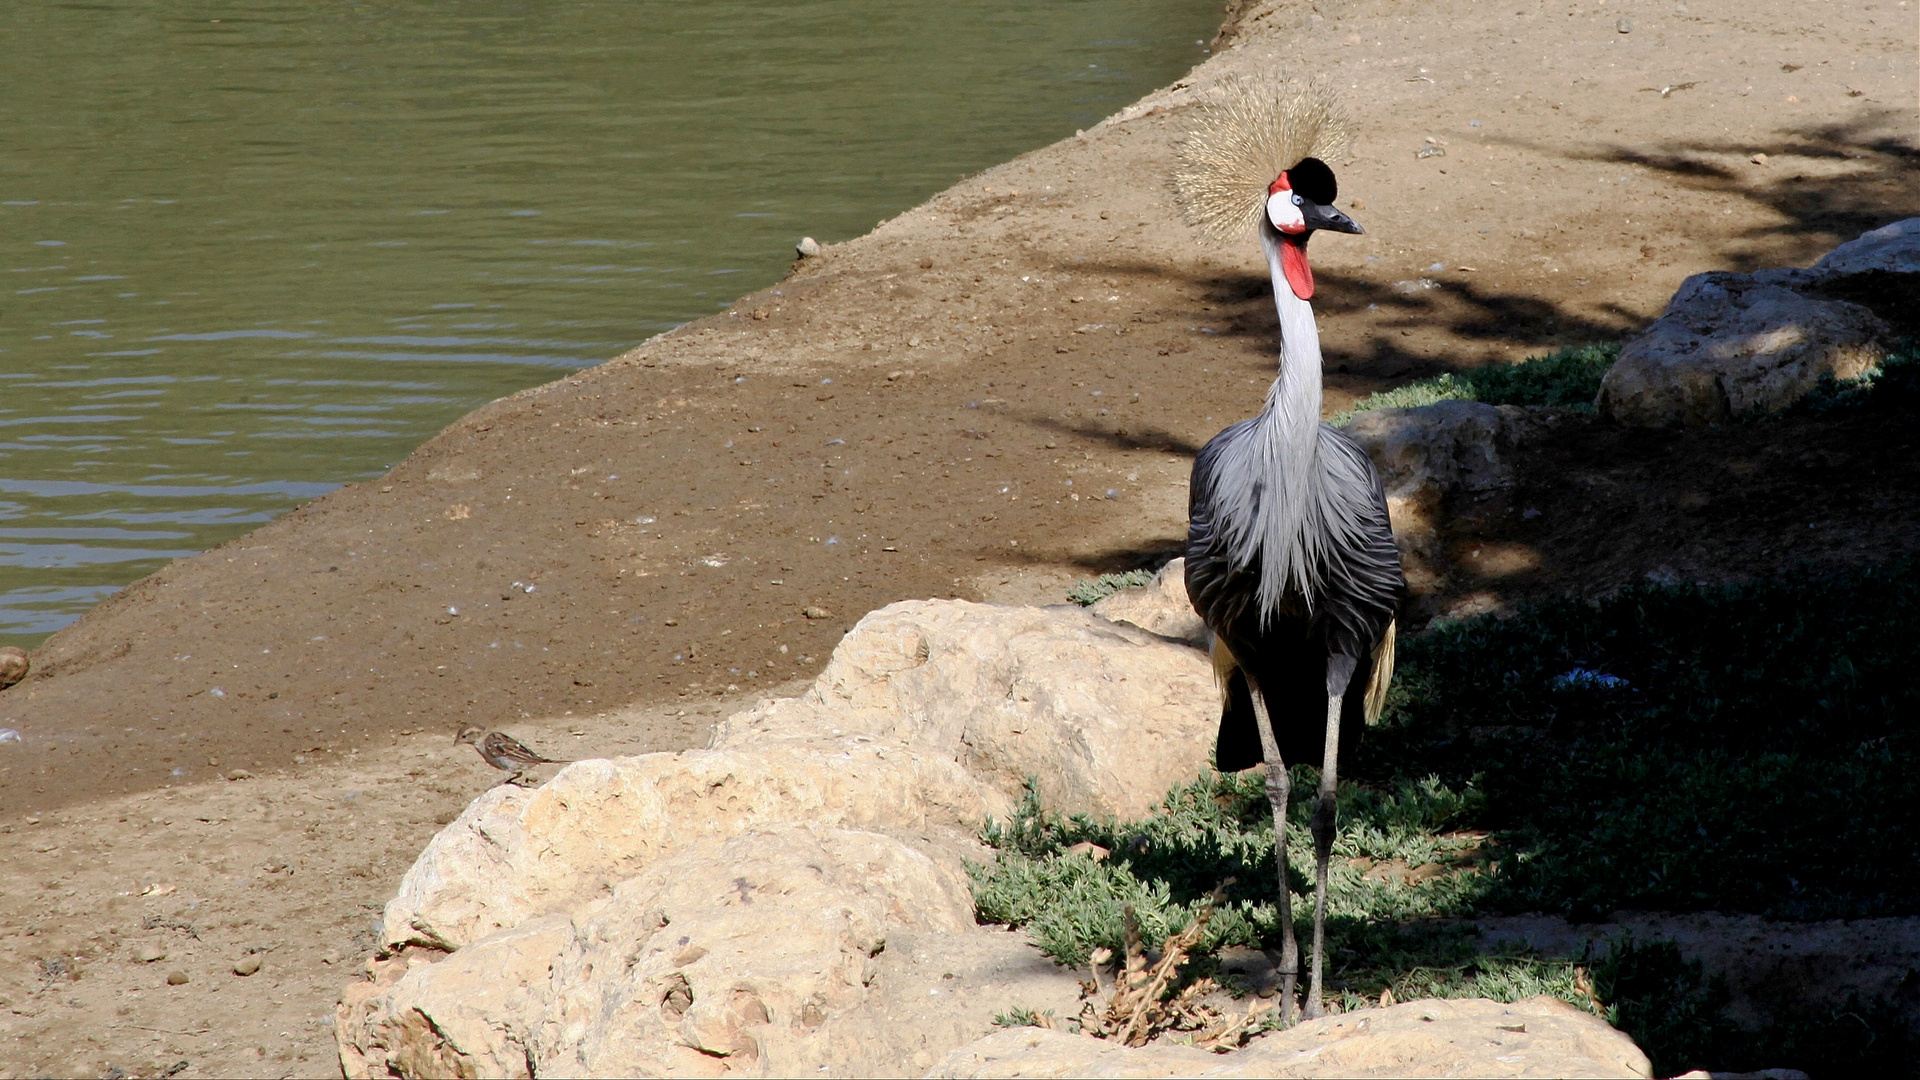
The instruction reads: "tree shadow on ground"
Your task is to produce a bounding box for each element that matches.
[1542,107,1920,270]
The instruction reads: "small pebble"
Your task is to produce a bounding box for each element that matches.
[226,769,253,781]
[233,956,262,977]
[166,971,190,986]
[1616,17,1633,31]
[1751,152,1770,165]
[795,236,821,258]
[132,944,168,964]
[802,606,833,620]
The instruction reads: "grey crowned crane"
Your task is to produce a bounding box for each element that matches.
[1173,76,1406,1022]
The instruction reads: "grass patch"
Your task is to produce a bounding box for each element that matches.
[1067,569,1156,606]
[1332,342,1618,425]
[1365,560,1920,921]
[972,561,1920,1074]
[971,773,1489,969]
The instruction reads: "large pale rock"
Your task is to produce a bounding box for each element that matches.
[710,599,1218,820]
[932,996,1651,1078]
[1088,559,1208,646]
[339,920,574,1079]
[1813,216,1920,275]
[344,825,1037,1078]
[380,599,1216,953]
[378,742,998,954]
[1598,268,1889,426]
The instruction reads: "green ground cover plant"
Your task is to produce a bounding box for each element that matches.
[1331,342,1618,424]
[973,562,1920,1073]
[1067,569,1157,606]
[1795,338,1920,415]
[1367,560,1920,921]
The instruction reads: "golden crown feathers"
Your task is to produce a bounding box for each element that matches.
[1172,74,1352,244]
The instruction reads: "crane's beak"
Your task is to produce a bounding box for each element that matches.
[1302,201,1363,235]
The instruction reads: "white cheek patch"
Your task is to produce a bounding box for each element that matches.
[1267,192,1306,234]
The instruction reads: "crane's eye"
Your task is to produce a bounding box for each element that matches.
[1291,193,1302,206]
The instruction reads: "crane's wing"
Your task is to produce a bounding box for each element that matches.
[1315,424,1406,653]
[1184,419,1263,633]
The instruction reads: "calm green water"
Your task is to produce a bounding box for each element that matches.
[0,0,1219,646]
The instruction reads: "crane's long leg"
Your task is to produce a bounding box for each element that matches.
[1245,671,1299,1026]
[1305,692,1343,1019]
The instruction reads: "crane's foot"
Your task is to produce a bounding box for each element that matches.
[1259,959,1299,1027]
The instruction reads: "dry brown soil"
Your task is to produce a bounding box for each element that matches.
[1,0,1914,1076]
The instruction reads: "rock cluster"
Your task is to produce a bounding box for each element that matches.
[1598,217,1917,427]
[337,593,1653,1078]
[339,599,1218,1077]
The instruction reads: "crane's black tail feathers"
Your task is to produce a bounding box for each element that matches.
[1209,624,1397,774]
[1363,618,1396,725]
[1211,638,1261,773]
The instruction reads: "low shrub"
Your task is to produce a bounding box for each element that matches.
[973,561,1920,1074]
[1332,342,1618,424]
[1067,569,1156,606]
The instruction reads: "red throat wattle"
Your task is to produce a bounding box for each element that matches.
[1280,238,1314,300]
[1269,170,1314,299]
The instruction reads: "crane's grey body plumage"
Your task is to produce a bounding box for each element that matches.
[1186,414,1402,770]
[1185,222,1403,766]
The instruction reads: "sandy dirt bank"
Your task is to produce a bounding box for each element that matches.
[1,0,1914,1075]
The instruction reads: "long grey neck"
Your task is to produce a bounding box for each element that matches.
[1260,227,1325,467]
[1242,225,1327,612]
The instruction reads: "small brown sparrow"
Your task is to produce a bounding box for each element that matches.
[455,726,570,784]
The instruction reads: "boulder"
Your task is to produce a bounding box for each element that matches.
[0,646,26,690]
[342,825,1065,1078]
[709,599,1218,821]
[377,741,1000,954]
[1342,400,1548,572]
[1597,268,1888,427]
[931,995,1652,1078]
[1813,217,1920,276]
[1088,558,1208,646]
[380,600,1217,956]
[1598,218,1919,427]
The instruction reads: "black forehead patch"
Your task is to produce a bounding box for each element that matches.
[1288,157,1338,205]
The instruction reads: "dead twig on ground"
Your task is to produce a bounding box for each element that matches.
[1076,880,1273,1051]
